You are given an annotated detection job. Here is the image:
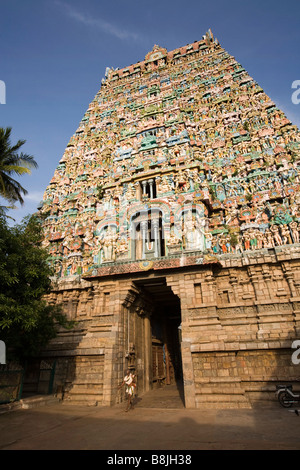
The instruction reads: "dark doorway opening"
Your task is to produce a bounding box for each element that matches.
[135,277,184,407]
[131,210,165,261]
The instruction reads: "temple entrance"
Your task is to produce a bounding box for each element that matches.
[134,277,184,407]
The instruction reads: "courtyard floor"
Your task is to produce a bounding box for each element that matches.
[0,384,299,452]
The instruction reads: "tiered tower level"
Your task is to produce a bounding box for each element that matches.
[41,32,300,276]
[40,31,300,408]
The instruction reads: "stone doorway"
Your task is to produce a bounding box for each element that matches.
[134,277,185,408]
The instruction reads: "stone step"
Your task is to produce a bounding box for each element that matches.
[136,383,185,409]
[20,395,60,409]
[62,396,102,406]
[64,385,103,396]
[0,395,60,413]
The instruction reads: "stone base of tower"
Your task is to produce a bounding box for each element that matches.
[191,349,297,409]
[53,355,105,406]
[42,247,300,409]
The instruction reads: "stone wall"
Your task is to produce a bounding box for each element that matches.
[192,349,296,408]
[173,248,300,408]
[43,247,300,408]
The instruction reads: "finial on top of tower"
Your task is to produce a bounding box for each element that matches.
[202,28,219,45]
[145,44,167,63]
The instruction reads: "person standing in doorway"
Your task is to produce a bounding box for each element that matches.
[119,369,136,411]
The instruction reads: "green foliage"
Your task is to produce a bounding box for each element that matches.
[0,127,38,205]
[0,214,74,363]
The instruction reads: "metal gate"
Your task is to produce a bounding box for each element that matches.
[22,359,56,396]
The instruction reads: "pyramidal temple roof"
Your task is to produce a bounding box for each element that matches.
[40,31,300,282]
[103,29,217,81]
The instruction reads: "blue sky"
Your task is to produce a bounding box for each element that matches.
[1,0,300,224]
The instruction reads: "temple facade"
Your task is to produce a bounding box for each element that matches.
[40,30,300,408]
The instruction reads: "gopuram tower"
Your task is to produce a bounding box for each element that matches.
[40,30,300,408]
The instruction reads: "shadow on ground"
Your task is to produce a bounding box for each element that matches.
[0,392,299,451]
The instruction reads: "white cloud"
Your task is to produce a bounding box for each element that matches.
[56,1,139,41]
[23,191,44,204]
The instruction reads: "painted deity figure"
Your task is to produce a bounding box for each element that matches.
[281,224,292,245]
[270,224,282,246]
[289,221,299,244]
[204,231,213,252]
[116,236,129,255]
[100,226,118,262]
[183,216,205,251]
[264,229,275,248]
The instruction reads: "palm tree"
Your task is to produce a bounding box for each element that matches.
[0,127,38,205]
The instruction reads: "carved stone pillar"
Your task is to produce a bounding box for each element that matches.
[121,283,154,395]
[148,179,154,199]
[144,313,152,392]
[141,220,147,260]
[152,217,160,258]
[141,180,147,196]
[282,262,298,298]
